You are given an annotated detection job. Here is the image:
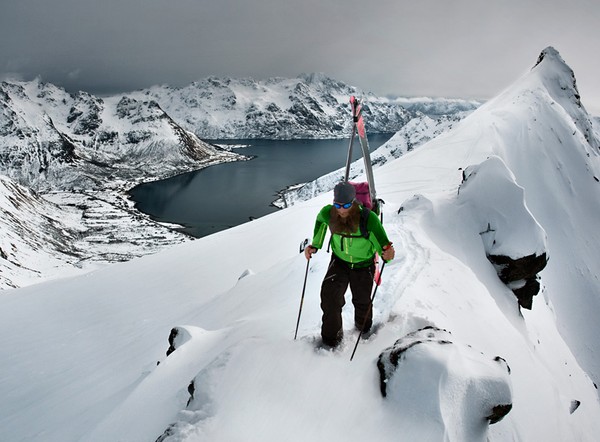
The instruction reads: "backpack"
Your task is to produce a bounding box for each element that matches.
[358,206,371,239]
[349,181,383,216]
[349,181,373,210]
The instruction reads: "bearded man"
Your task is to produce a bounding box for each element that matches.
[304,182,395,347]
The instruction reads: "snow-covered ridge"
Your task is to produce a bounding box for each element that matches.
[384,95,483,116]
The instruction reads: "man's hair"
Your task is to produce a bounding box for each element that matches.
[328,203,360,235]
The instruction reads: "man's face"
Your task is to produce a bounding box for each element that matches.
[334,202,352,218]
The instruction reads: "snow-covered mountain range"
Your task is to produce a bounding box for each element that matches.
[0,73,479,193]
[0,46,599,441]
[0,79,241,193]
[132,73,479,139]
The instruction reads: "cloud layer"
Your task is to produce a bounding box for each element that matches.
[2,0,599,112]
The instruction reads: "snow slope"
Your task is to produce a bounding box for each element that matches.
[274,113,465,208]
[0,47,599,441]
[0,175,193,290]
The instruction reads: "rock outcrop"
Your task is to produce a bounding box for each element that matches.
[458,156,548,309]
[378,326,512,440]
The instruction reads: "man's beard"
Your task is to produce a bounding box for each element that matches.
[329,203,360,235]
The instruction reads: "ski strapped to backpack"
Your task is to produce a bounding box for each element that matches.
[344,96,380,214]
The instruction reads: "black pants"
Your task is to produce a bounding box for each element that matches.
[320,256,375,344]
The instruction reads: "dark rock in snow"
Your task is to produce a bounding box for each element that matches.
[488,252,548,283]
[488,252,548,309]
[187,380,195,407]
[486,404,513,424]
[155,425,176,442]
[166,327,179,357]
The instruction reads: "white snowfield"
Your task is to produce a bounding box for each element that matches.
[1,47,600,441]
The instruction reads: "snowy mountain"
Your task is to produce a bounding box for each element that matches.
[131,73,480,139]
[0,46,599,441]
[385,96,484,117]
[0,78,241,193]
[0,175,88,288]
[0,78,243,288]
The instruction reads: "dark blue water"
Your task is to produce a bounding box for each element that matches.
[129,134,393,237]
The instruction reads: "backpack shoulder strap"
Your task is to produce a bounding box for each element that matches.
[359,207,371,238]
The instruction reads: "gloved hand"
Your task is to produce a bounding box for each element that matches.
[382,244,395,261]
[304,245,318,260]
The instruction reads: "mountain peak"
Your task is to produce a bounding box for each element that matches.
[532,46,563,69]
[531,46,582,106]
[526,46,598,149]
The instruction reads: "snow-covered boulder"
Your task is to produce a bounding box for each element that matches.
[458,155,548,308]
[377,326,512,441]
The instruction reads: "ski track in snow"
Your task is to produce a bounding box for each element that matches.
[371,210,430,330]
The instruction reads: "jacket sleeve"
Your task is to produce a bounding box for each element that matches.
[367,211,391,254]
[311,206,331,249]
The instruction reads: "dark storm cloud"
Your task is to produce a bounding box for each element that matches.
[1,0,599,112]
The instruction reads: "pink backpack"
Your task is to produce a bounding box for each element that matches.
[349,181,372,209]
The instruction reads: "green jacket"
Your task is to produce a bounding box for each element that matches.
[311,205,392,266]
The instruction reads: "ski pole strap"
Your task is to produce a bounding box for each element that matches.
[299,238,309,253]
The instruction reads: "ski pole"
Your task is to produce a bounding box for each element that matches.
[294,257,311,340]
[350,261,386,361]
[294,239,311,340]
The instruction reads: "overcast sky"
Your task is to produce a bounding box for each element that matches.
[2,0,599,113]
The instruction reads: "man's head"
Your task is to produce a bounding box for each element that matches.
[330,182,359,232]
[333,182,356,207]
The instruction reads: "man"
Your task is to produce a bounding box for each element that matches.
[304,182,395,347]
